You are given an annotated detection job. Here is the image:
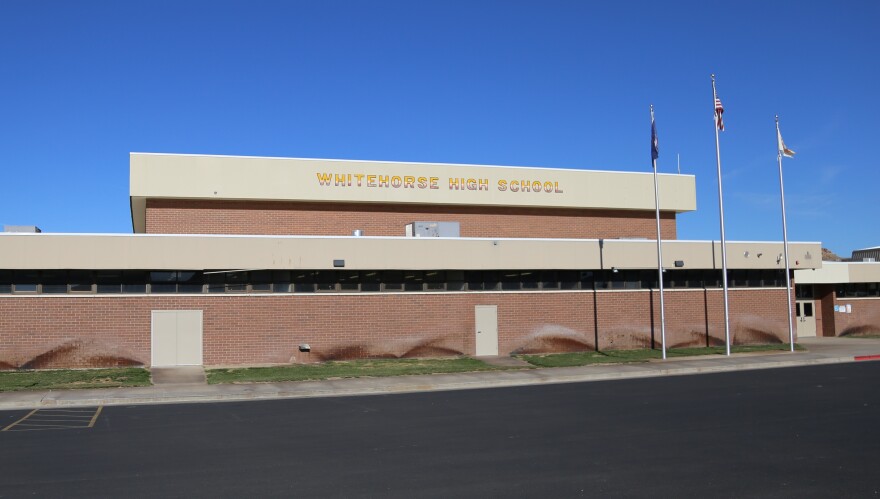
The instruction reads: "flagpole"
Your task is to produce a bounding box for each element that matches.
[776,115,795,352]
[651,105,667,360]
[712,74,732,356]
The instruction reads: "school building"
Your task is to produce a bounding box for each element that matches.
[1,153,876,370]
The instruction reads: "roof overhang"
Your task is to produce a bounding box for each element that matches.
[0,233,820,272]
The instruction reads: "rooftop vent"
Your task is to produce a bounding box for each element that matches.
[405,221,460,238]
[3,225,41,233]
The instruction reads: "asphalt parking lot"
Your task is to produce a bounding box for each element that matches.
[1,362,879,498]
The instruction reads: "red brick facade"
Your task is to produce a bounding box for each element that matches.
[811,287,880,337]
[0,288,792,369]
[145,199,677,239]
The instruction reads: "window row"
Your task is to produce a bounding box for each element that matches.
[0,269,789,294]
[835,283,880,298]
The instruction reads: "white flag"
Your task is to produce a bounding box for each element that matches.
[777,128,795,158]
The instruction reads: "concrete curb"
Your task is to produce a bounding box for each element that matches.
[0,353,863,411]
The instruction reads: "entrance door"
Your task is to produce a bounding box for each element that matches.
[475,305,498,356]
[151,310,203,366]
[795,301,817,338]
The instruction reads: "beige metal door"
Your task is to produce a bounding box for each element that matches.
[795,301,816,338]
[151,310,203,366]
[475,305,498,356]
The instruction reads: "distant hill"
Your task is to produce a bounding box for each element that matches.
[822,248,843,262]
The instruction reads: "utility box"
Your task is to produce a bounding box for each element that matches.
[405,221,460,238]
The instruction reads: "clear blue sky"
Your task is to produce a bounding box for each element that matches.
[2,1,877,256]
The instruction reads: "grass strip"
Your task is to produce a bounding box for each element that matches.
[519,344,805,368]
[207,357,510,384]
[0,367,152,392]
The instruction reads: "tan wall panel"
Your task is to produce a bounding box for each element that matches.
[130,153,697,233]
[0,233,820,272]
[796,262,880,284]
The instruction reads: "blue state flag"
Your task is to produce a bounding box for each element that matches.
[651,114,659,162]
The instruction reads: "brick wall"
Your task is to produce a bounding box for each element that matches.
[0,288,791,369]
[145,199,677,239]
[828,298,880,336]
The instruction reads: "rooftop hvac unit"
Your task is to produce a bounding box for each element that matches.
[406,221,460,238]
[3,225,41,233]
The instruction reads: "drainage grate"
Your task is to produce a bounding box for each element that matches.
[2,406,103,432]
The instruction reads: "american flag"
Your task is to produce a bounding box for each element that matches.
[715,98,725,131]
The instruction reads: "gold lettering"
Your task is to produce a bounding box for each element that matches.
[555,182,563,193]
[354,173,365,186]
[498,179,507,191]
[367,175,377,187]
[391,176,402,188]
[479,178,489,191]
[510,180,520,192]
[521,180,531,192]
[316,173,333,186]
[404,176,415,188]
[449,178,461,190]
[417,176,428,189]
[430,177,439,189]
[378,175,389,187]
[466,178,477,190]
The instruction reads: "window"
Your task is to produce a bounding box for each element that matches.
[272,271,292,293]
[338,271,360,292]
[424,271,446,291]
[97,270,122,293]
[225,271,248,293]
[559,271,579,290]
[382,271,403,291]
[150,271,177,293]
[41,270,69,294]
[0,267,811,295]
[249,271,272,292]
[639,270,658,289]
[446,271,465,291]
[292,271,316,293]
[520,271,539,290]
[177,271,203,293]
[360,271,381,292]
[151,271,203,293]
[122,271,147,294]
[465,271,484,291]
[579,271,595,290]
[0,270,11,293]
[540,271,559,290]
[402,271,423,292]
[803,302,813,317]
[501,271,521,291]
[795,285,813,299]
[206,272,226,293]
[13,271,38,293]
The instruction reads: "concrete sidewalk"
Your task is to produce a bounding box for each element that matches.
[2,337,879,410]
